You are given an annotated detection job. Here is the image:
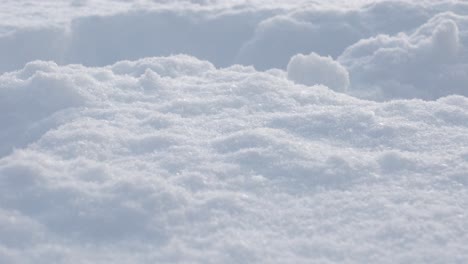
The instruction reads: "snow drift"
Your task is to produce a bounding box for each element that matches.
[1,56,468,263]
[1,0,468,100]
[340,12,468,100]
[1,0,468,263]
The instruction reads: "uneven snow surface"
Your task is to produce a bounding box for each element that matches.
[1,0,468,263]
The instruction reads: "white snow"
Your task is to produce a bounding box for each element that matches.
[1,0,468,263]
[287,52,350,92]
[340,12,468,100]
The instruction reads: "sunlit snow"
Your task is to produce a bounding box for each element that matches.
[1,0,467,263]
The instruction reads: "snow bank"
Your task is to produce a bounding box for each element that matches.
[1,55,468,263]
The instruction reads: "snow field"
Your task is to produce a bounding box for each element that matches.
[1,0,468,263]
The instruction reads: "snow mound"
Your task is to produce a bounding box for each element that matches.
[287,52,349,92]
[1,56,468,263]
[340,12,468,100]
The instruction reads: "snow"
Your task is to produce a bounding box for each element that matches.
[287,52,350,92]
[1,0,468,263]
[340,12,468,100]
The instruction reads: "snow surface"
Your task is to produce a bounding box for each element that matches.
[287,52,350,92]
[1,0,468,263]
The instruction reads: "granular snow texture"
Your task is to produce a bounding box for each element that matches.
[1,0,468,263]
[1,56,468,263]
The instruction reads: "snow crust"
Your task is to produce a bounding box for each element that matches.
[1,0,468,263]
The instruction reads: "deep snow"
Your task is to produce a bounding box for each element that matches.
[1,0,468,263]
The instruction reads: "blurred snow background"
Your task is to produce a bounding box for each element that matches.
[1,0,468,263]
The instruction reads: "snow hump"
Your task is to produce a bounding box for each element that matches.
[287,52,350,92]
